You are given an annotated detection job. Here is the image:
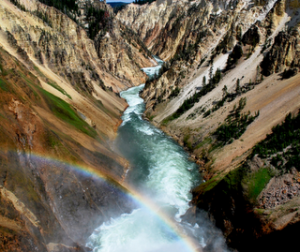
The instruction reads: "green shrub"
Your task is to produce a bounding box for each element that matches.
[244,168,271,202]
[163,67,223,123]
[251,111,300,171]
[0,78,9,92]
[47,81,72,99]
[183,134,193,150]
[213,98,259,145]
[38,87,97,138]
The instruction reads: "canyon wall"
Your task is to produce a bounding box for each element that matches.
[0,0,153,251]
[1,0,300,250]
[118,0,300,250]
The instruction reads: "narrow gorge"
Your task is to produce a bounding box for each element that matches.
[0,0,300,252]
[86,61,228,252]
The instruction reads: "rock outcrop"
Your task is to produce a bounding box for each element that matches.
[0,46,135,251]
[116,0,300,251]
[261,28,300,75]
[117,0,283,116]
[0,0,152,251]
[0,0,153,93]
[1,0,300,251]
[258,172,300,209]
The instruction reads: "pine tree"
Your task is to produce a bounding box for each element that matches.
[236,79,241,95]
[222,85,228,99]
[213,68,222,84]
[209,64,213,86]
[256,65,260,84]
[202,76,206,86]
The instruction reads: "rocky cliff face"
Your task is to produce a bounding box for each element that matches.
[94,21,153,89]
[0,46,134,251]
[1,0,153,93]
[118,0,300,250]
[117,0,277,60]
[0,0,152,251]
[117,0,284,115]
[2,0,300,251]
[261,28,300,75]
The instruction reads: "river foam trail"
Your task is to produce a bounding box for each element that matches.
[87,58,229,252]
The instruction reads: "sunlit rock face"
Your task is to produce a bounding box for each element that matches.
[117,0,279,61]
[1,0,300,251]
[0,0,154,251]
[118,0,299,118]
[118,1,300,251]
[1,0,153,93]
[0,45,134,251]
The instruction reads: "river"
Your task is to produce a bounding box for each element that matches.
[87,58,229,252]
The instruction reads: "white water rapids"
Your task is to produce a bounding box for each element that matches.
[86,58,230,252]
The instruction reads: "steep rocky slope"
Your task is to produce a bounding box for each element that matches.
[1,0,300,251]
[0,0,154,251]
[0,45,133,252]
[118,0,279,61]
[118,0,300,250]
[1,0,154,92]
[119,0,287,111]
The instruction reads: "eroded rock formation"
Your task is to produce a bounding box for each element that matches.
[117,0,300,250]
[0,0,152,250]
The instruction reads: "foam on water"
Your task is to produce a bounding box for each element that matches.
[87,208,191,252]
[87,57,229,252]
[87,80,200,251]
[141,56,164,78]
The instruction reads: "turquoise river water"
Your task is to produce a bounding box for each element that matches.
[87,58,229,252]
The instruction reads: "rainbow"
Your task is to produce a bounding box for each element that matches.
[3,150,202,252]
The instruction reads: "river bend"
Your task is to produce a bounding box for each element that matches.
[87,58,229,252]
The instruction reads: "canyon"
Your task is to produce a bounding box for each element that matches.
[117,0,300,250]
[0,0,153,250]
[0,0,299,251]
